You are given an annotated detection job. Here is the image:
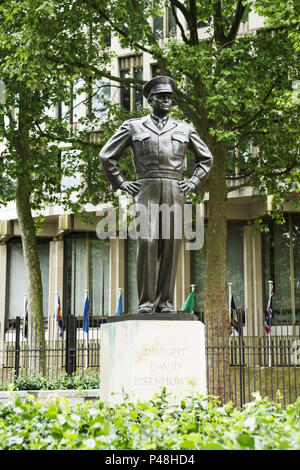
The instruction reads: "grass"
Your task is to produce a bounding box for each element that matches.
[229,366,300,406]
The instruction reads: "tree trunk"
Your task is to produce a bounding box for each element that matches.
[204,139,231,404]
[15,92,46,374]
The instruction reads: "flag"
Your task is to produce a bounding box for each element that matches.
[83,293,89,334]
[264,288,273,334]
[24,298,28,339]
[230,295,240,334]
[116,291,123,316]
[181,290,194,313]
[56,295,63,337]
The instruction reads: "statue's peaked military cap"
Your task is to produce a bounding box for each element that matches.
[143,75,175,99]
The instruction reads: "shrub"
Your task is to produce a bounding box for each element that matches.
[0,369,100,391]
[0,390,299,450]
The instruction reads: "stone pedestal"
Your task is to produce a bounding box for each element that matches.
[100,313,207,404]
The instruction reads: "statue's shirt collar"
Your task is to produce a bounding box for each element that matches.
[150,114,169,129]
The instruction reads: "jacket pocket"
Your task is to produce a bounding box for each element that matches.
[172,132,188,156]
[132,132,151,155]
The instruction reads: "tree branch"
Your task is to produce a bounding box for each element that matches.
[254,161,299,178]
[34,121,103,148]
[226,179,251,193]
[128,0,159,48]
[213,1,227,44]
[170,0,191,26]
[233,79,279,131]
[226,0,248,43]
[87,0,154,55]
[188,0,199,44]
[170,3,190,44]
[226,159,298,193]
[44,53,145,86]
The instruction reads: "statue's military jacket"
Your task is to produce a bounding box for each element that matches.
[99,114,213,192]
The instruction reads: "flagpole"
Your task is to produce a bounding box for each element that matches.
[228,283,233,336]
[47,295,51,344]
[118,287,122,311]
[23,293,28,340]
[53,291,58,342]
[268,280,273,367]
[116,288,123,316]
[190,285,195,314]
[24,292,32,371]
[228,282,232,315]
[84,290,89,370]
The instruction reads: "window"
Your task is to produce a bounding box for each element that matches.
[151,64,160,78]
[120,69,131,111]
[59,80,86,124]
[91,77,111,118]
[154,15,164,38]
[262,215,300,324]
[190,222,245,315]
[104,35,111,47]
[168,7,177,35]
[125,238,139,313]
[133,67,143,112]
[119,56,143,112]
[153,8,176,38]
[226,223,245,312]
[6,239,50,325]
[60,149,81,191]
[72,80,86,123]
[60,95,71,123]
[226,140,251,177]
[64,233,110,317]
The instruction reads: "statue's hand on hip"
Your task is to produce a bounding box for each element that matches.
[177,180,196,196]
[119,181,142,196]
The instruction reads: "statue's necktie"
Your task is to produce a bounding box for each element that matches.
[152,116,168,130]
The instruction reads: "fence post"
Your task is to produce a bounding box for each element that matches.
[66,314,77,375]
[15,316,21,378]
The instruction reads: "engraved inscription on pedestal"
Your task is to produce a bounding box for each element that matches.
[133,346,198,389]
[100,319,207,403]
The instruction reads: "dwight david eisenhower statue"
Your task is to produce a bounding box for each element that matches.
[100,76,213,313]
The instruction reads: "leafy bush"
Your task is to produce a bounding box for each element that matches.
[0,369,100,391]
[0,390,299,450]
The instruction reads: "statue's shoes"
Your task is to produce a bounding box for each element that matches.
[138,308,153,313]
[158,307,175,313]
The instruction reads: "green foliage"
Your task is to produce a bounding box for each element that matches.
[0,0,298,214]
[0,369,100,391]
[0,390,299,450]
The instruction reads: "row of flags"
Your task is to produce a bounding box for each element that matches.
[23,293,89,339]
[56,292,90,336]
[230,288,274,335]
[180,285,274,336]
[22,285,274,337]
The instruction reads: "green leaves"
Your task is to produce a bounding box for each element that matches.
[0,392,299,450]
[0,369,100,391]
[0,0,298,211]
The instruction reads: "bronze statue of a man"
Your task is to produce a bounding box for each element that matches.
[100,76,213,313]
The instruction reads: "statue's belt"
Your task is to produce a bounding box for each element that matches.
[137,171,182,180]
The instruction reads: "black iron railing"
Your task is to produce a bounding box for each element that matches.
[1,311,299,406]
